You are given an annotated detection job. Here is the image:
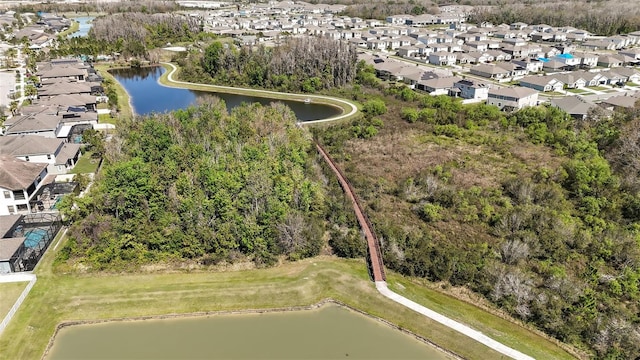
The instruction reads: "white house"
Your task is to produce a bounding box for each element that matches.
[428,51,456,66]
[453,79,490,100]
[0,135,81,175]
[0,156,49,216]
[487,87,539,111]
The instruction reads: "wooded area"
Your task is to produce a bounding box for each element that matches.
[176,37,358,94]
[469,1,640,36]
[314,69,640,358]
[56,101,327,269]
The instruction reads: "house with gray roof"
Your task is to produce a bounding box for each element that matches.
[0,156,48,216]
[550,96,598,120]
[0,135,81,174]
[487,87,538,111]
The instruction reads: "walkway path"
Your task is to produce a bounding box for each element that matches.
[316,141,535,360]
[161,62,358,124]
[162,62,535,359]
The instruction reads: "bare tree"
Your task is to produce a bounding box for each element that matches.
[277,213,305,255]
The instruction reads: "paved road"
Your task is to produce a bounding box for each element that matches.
[161,62,358,124]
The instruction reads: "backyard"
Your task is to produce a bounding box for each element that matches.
[69,151,99,174]
[0,282,27,320]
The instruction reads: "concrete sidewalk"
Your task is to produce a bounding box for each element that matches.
[375,281,535,360]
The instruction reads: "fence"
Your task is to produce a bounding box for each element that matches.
[0,274,37,335]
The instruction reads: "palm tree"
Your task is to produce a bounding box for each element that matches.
[4,47,17,68]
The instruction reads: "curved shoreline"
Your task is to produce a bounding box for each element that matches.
[159,62,359,125]
[41,299,461,360]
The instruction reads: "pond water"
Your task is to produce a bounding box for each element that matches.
[110,66,342,120]
[70,17,94,38]
[46,304,448,359]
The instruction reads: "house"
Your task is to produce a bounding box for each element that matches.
[487,87,539,111]
[600,94,640,110]
[581,71,609,86]
[550,96,598,120]
[453,79,490,100]
[469,63,511,80]
[573,52,598,68]
[428,51,456,66]
[512,58,544,73]
[611,67,640,83]
[552,73,587,89]
[498,62,527,78]
[519,75,564,92]
[416,76,463,95]
[619,48,640,60]
[0,156,49,216]
[598,55,623,68]
[0,135,81,175]
[542,59,568,72]
[553,53,581,67]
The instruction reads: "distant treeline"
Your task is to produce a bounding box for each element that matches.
[11,1,179,15]
[177,37,358,93]
[469,2,640,36]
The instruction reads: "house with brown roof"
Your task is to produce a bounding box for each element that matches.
[0,156,48,216]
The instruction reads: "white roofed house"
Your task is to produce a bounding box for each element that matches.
[487,87,538,111]
[0,156,48,216]
[0,135,81,175]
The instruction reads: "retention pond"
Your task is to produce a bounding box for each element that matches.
[46,303,450,359]
[110,66,342,120]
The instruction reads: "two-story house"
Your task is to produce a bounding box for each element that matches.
[0,156,49,216]
[486,87,539,111]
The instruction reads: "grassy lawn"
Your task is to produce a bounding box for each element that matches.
[0,229,579,360]
[157,63,360,122]
[69,151,99,174]
[98,113,117,125]
[0,282,27,320]
[94,64,134,119]
[57,21,79,38]
[388,276,580,360]
[587,86,609,91]
[566,88,589,94]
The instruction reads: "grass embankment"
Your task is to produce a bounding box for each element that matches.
[69,151,98,174]
[56,21,79,38]
[0,231,576,360]
[388,276,578,360]
[0,282,27,319]
[93,64,133,119]
[157,63,360,123]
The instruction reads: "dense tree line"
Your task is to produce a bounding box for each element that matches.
[469,1,640,36]
[338,0,440,20]
[91,12,199,50]
[56,101,327,269]
[315,66,640,357]
[177,37,357,93]
[13,1,179,16]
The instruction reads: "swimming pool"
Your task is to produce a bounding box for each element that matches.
[24,229,48,248]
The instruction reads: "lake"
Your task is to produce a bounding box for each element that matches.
[110,66,342,120]
[70,16,94,38]
[46,304,450,359]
